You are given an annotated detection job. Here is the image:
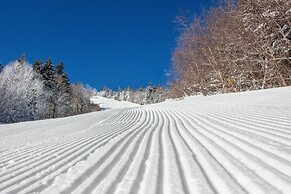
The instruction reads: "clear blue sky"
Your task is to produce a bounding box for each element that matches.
[0,0,212,90]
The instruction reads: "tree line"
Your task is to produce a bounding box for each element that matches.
[99,85,170,105]
[0,56,99,123]
[171,0,290,97]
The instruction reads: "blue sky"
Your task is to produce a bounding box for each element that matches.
[0,0,212,90]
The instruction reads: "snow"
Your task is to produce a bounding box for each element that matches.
[0,87,291,194]
[90,96,140,110]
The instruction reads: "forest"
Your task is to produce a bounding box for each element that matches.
[0,56,99,123]
[171,0,290,96]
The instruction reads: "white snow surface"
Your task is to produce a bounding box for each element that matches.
[0,87,291,194]
[90,96,140,110]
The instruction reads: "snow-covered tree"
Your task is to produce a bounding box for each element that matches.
[0,58,100,123]
[70,83,99,115]
[96,85,169,105]
[0,61,45,123]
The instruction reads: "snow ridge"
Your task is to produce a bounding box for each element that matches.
[0,87,291,194]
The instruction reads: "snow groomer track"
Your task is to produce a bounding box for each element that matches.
[0,87,291,194]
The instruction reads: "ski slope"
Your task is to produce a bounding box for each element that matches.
[90,96,139,110]
[0,87,291,194]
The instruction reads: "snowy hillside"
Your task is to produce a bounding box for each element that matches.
[90,96,139,110]
[0,87,291,194]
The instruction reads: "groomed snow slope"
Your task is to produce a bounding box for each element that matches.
[0,87,291,194]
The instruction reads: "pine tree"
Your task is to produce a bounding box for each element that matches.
[30,60,47,119]
[56,62,70,94]
[41,58,57,118]
[18,53,26,63]
[56,62,64,75]
[0,64,3,73]
[55,62,71,117]
[33,60,42,75]
[41,58,56,90]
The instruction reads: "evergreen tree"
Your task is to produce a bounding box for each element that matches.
[0,64,3,73]
[41,58,56,90]
[55,62,71,117]
[56,62,70,94]
[18,53,27,65]
[56,62,64,75]
[41,58,57,118]
[33,60,42,75]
